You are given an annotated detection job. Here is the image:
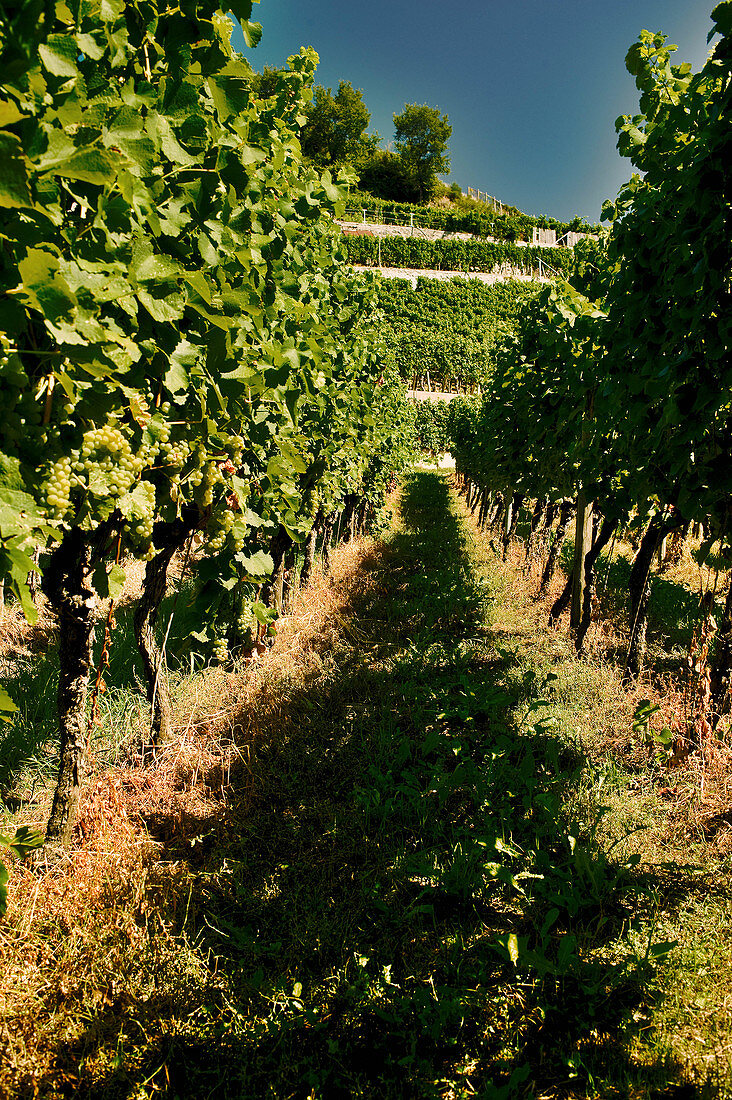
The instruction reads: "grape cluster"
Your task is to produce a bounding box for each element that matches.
[129,481,156,552]
[45,457,72,517]
[190,461,224,509]
[74,426,144,499]
[206,508,234,553]
[211,635,229,664]
[233,599,257,650]
[159,439,190,470]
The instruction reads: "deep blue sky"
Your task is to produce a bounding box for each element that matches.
[231,0,717,224]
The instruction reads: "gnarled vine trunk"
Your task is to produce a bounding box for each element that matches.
[574,517,618,653]
[488,493,504,531]
[502,492,524,561]
[44,529,97,847]
[549,567,573,627]
[299,511,322,591]
[262,526,291,613]
[538,501,574,598]
[340,493,359,543]
[710,574,732,727]
[624,515,671,681]
[134,515,196,747]
[525,498,546,562]
[321,511,337,574]
[134,547,176,745]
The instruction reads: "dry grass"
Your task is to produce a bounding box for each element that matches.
[0,598,56,677]
[0,537,382,1099]
[3,480,732,1098]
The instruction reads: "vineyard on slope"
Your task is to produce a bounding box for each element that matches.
[0,0,417,860]
[345,189,596,243]
[344,232,570,279]
[448,5,732,732]
[378,275,542,392]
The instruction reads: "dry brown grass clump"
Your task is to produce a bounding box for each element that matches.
[0,597,56,675]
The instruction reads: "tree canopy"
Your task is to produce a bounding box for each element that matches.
[393,103,452,202]
[301,80,379,169]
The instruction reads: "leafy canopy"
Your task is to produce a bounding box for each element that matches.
[393,103,452,202]
[301,80,379,169]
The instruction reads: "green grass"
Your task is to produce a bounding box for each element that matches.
[2,471,731,1098]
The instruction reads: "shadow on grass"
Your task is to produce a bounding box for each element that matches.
[41,472,713,1100]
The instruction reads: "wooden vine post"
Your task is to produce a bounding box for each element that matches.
[570,388,595,631]
[570,493,593,630]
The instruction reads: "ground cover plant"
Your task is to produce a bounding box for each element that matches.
[2,471,731,1098]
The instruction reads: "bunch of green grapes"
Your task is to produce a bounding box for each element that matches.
[303,486,320,521]
[190,461,224,509]
[44,456,73,517]
[159,439,190,468]
[230,524,246,554]
[211,634,229,664]
[206,507,234,553]
[74,426,145,499]
[232,595,257,650]
[127,480,157,557]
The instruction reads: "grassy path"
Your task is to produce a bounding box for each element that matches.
[2,471,729,1098]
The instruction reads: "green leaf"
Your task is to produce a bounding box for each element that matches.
[52,146,118,185]
[0,102,24,128]
[107,563,126,600]
[75,31,105,61]
[146,113,197,166]
[0,861,8,916]
[38,34,79,77]
[236,550,273,579]
[137,288,185,322]
[0,685,18,718]
[6,825,43,857]
[18,249,77,323]
[118,481,155,521]
[93,561,126,599]
[135,254,184,283]
[239,20,263,48]
[0,132,33,210]
[208,66,252,120]
[165,340,197,394]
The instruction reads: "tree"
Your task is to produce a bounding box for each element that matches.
[393,103,452,202]
[301,80,379,169]
[358,150,420,203]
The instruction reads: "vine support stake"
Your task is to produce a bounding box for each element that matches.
[570,490,593,631]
